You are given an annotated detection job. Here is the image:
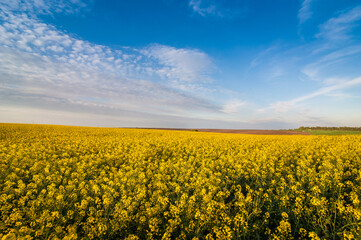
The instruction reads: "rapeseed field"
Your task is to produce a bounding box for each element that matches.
[0,123,360,239]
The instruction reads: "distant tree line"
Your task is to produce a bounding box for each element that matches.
[297,126,361,131]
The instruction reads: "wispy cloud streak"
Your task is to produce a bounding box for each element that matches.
[269,76,361,112]
[188,0,245,18]
[189,0,218,17]
[316,6,361,41]
[298,0,313,24]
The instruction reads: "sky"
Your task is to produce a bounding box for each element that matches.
[0,0,361,129]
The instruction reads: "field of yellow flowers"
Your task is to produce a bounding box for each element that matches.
[1,123,360,239]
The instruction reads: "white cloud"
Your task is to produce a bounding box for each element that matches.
[0,10,217,90]
[142,44,216,93]
[318,45,361,64]
[221,100,246,114]
[0,8,226,126]
[268,76,361,112]
[298,0,313,24]
[0,0,91,16]
[324,92,359,99]
[0,11,146,79]
[189,0,218,17]
[188,0,245,18]
[0,46,220,116]
[302,44,361,82]
[249,45,279,68]
[316,6,361,41]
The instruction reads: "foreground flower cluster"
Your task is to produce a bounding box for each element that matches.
[0,124,360,239]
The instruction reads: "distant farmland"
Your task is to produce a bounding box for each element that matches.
[295,126,361,135]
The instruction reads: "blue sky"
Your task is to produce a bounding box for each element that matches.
[0,0,361,129]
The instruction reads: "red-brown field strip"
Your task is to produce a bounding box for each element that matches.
[140,128,310,135]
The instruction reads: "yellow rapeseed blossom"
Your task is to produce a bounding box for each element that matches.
[0,123,360,239]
